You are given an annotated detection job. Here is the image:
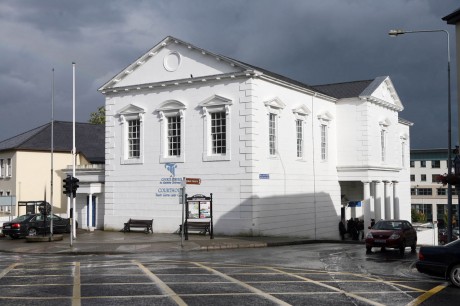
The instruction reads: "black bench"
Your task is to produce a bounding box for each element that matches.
[179,221,211,235]
[123,219,153,234]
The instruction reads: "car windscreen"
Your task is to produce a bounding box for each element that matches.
[373,221,402,230]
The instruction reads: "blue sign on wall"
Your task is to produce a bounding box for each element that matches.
[259,174,270,179]
[348,201,362,207]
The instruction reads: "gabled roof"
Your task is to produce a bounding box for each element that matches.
[99,36,322,96]
[99,36,404,111]
[312,80,374,99]
[443,8,460,24]
[0,121,105,164]
[312,76,403,111]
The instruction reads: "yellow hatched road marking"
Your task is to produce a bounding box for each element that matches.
[0,263,20,279]
[266,266,386,306]
[406,283,448,306]
[133,260,187,306]
[192,261,291,305]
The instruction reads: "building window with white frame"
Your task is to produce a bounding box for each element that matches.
[380,129,386,162]
[401,142,405,167]
[0,159,4,178]
[157,100,186,163]
[117,104,145,164]
[211,111,226,154]
[317,111,332,162]
[296,119,303,158]
[6,158,11,177]
[264,97,286,158]
[167,115,181,156]
[199,94,232,162]
[292,105,310,160]
[321,124,328,161]
[269,113,277,156]
[127,119,140,158]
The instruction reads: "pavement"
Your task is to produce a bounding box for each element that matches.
[0,229,362,255]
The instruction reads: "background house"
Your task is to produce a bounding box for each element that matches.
[410,148,458,226]
[99,36,411,238]
[0,121,104,226]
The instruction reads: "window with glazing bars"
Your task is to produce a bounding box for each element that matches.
[321,124,327,160]
[128,119,140,158]
[296,119,303,158]
[211,112,226,154]
[381,130,386,162]
[269,113,276,155]
[167,116,181,156]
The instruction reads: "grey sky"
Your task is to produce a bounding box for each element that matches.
[0,0,458,149]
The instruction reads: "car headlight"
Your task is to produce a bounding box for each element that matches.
[389,233,400,239]
[366,232,373,239]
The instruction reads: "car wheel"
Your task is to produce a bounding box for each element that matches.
[411,242,417,253]
[9,235,19,239]
[449,264,460,288]
[28,228,38,236]
[440,240,445,245]
[366,246,372,253]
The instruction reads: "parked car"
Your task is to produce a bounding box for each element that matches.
[439,229,458,245]
[1,214,71,239]
[365,220,417,254]
[416,239,460,288]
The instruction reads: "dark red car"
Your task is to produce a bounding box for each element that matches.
[365,220,417,254]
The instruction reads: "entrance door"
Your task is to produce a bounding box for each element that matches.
[86,195,96,227]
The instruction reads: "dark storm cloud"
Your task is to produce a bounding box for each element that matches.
[0,0,458,150]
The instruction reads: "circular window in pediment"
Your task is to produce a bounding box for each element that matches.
[163,51,181,72]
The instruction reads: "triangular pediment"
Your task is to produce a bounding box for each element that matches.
[100,36,253,91]
[199,95,232,107]
[117,104,145,116]
[360,76,404,111]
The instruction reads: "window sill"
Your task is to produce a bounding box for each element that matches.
[121,157,143,165]
[160,155,185,163]
[203,154,230,162]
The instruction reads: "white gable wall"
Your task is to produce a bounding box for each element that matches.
[115,43,242,88]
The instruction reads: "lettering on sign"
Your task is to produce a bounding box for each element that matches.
[186,178,201,185]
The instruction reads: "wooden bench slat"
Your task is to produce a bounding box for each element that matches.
[123,218,153,234]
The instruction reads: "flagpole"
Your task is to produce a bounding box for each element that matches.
[72,62,77,240]
[50,68,54,238]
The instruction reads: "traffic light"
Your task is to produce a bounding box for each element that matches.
[71,176,79,198]
[63,175,72,196]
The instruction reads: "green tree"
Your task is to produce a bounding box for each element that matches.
[89,106,105,125]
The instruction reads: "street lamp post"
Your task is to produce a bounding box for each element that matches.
[389,29,454,242]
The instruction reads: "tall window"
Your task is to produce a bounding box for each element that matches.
[296,119,303,158]
[401,142,405,167]
[0,159,4,177]
[380,130,386,162]
[321,124,327,161]
[211,112,226,154]
[167,116,181,156]
[6,158,11,177]
[128,119,140,158]
[431,160,440,168]
[269,113,277,156]
[420,160,426,168]
[200,95,232,162]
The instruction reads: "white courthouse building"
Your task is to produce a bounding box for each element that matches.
[98,36,412,239]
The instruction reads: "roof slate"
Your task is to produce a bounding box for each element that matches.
[0,121,105,164]
[312,80,374,99]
